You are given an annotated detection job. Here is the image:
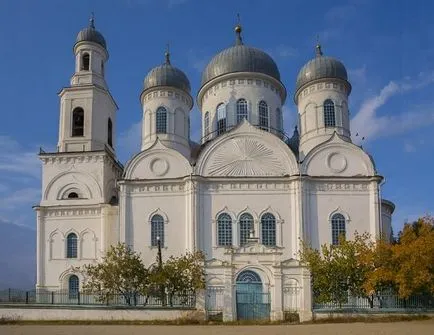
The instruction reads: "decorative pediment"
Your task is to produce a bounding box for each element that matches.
[205,258,229,267]
[302,132,376,177]
[281,258,300,267]
[227,242,283,255]
[196,120,298,177]
[123,138,192,180]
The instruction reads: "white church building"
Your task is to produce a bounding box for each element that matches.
[34,18,395,321]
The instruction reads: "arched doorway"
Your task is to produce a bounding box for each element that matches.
[236,270,270,320]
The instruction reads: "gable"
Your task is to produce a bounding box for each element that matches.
[302,133,376,177]
[195,121,298,177]
[123,139,192,180]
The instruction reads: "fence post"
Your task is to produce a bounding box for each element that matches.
[26,291,29,304]
[51,291,54,304]
[78,292,81,305]
[8,288,11,302]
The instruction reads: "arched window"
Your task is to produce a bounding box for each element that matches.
[156,107,167,134]
[261,213,276,247]
[204,111,210,140]
[236,99,248,123]
[331,213,346,245]
[217,213,232,246]
[258,100,269,131]
[82,53,90,71]
[72,108,84,137]
[67,192,79,199]
[239,213,254,246]
[66,233,78,258]
[324,99,336,127]
[216,103,226,135]
[151,214,165,247]
[236,270,261,283]
[107,118,113,147]
[68,275,79,299]
[276,108,283,132]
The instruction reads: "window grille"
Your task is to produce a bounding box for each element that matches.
[324,99,336,127]
[217,213,232,246]
[216,103,226,135]
[66,233,78,258]
[261,213,276,246]
[239,213,254,246]
[156,107,167,133]
[258,101,269,131]
[151,214,165,247]
[236,99,248,123]
[331,213,346,245]
[68,275,79,299]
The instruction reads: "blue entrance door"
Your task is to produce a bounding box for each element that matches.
[236,270,270,320]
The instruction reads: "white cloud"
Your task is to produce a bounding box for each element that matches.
[403,142,416,153]
[0,188,40,210]
[348,65,367,85]
[268,45,298,60]
[351,72,434,143]
[0,136,40,178]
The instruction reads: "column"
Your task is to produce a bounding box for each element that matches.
[298,267,313,322]
[222,266,235,321]
[271,270,283,321]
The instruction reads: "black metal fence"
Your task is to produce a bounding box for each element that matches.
[0,289,196,308]
[314,293,434,312]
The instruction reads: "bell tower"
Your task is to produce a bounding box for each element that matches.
[57,15,117,153]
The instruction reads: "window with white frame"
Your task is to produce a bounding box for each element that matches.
[236,98,248,123]
[239,213,254,246]
[151,214,165,247]
[261,213,276,247]
[66,233,77,258]
[331,213,346,245]
[324,99,336,127]
[217,213,232,246]
[216,103,226,135]
[258,100,269,131]
[68,275,79,299]
[156,107,167,133]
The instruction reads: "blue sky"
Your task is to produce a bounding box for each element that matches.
[1,0,433,244]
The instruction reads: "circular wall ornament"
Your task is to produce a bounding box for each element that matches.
[150,158,169,177]
[327,152,347,173]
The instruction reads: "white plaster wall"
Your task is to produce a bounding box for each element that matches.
[199,75,286,142]
[296,79,351,158]
[72,43,108,89]
[124,186,189,265]
[305,180,380,249]
[0,307,199,321]
[140,87,192,158]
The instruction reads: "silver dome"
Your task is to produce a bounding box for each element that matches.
[143,52,191,94]
[295,45,349,95]
[75,18,106,49]
[201,26,281,87]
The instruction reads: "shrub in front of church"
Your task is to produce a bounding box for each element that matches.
[300,216,434,307]
[81,243,205,306]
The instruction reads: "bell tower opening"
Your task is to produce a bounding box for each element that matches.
[81,53,90,71]
[72,108,84,137]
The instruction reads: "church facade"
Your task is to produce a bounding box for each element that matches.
[34,18,395,321]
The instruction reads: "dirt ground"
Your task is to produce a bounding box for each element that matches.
[1,320,434,335]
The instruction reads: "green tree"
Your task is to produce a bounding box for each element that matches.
[81,243,150,305]
[300,233,376,306]
[151,251,206,306]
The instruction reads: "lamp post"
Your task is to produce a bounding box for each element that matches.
[156,236,166,305]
